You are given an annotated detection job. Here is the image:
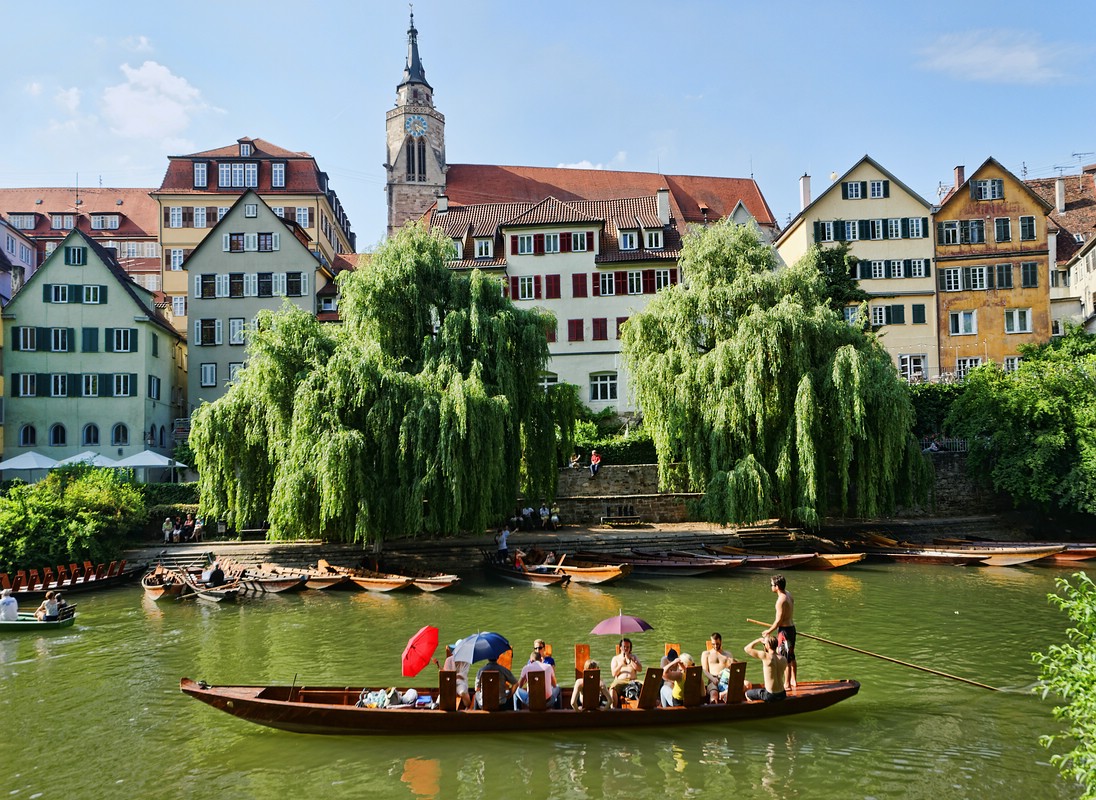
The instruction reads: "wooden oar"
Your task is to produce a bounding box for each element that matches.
[553,554,568,571]
[746,618,999,692]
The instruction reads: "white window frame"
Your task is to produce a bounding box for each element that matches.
[244,203,258,218]
[655,268,672,290]
[113,373,132,397]
[51,284,69,303]
[627,270,643,295]
[17,326,36,350]
[844,221,859,241]
[114,328,133,352]
[909,259,927,279]
[194,162,207,187]
[871,260,885,279]
[908,218,924,238]
[193,206,207,229]
[590,372,618,402]
[898,354,926,382]
[218,163,232,187]
[51,374,68,397]
[172,296,187,317]
[645,230,663,249]
[244,163,258,187]
[51,328,69,352]
[871,305,886,326]
[296,207,310,228]
[518,276,536,301]
[111,422,129,446]
[169,207,183,228]
[949,310,977,336]
[229,317,246,345]
[229,363,244,383]
[170,249,185,270]
[82,374,98,397]
[19,374,36,397]
[870,219,884,240]
[955,357,983,379]
[818,221,834,242]
[845,182,862,199]
[544,233,560,253]
[1019,215,1036,241]
[599,272,616,296]
[571,232,588,252]
[148,375,161,400]
[1003,356,1022,372]
[870,180,885,199]
[475,238,493,258]
[1004,308,1032,334]
[975,179,1004,200]
[517,234,534,255]
[200,363,217,387]
[272,163,285,188]
[966,266,988,291]
[619,231,638,251]
[943,268,961,292]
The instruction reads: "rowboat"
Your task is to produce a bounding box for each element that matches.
[935,539,1096,566]
[572,551,729,578]
[141,566,186,600]
[1,560,146,601]
[180,676,859,735]
[799,553,866,570]
[482,554,571,587]
[379,567,462,592]
[218,559,308,594]
[258,562,350,591]
[864,549,989,566]
[311,560,414,592]
[700,546,819,570]
[180,571,241,603]
[547,559,632,585]
[925,544,1065,567]
[0,605,77,631]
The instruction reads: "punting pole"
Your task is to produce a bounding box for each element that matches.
[745,618,999,692]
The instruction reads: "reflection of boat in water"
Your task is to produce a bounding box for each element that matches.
[180,676,859,734]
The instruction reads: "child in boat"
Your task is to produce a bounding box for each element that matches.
[571,659,611,709]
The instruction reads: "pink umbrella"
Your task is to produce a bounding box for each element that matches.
[590,611,653,636]
[402,625,439,677]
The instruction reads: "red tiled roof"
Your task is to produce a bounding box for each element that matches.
[443,164,778,229]
[181,137,310,160]
[1026,171,1096,265]
[0,187,159,238]
[155,137,328,196]
[506,197,605,227]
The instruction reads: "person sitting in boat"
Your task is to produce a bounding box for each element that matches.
[162,516,174,544]
[207,562,226,588]
[660,653,693,706]
[571,659,612,710]
[515,644,560,709]
[609,638,643,706]
[441,644,472,710]
[743,635,788,702]
[54,592,67,615]
[474,657,517,709]
[0,588,18,621]
[513,550,528,572]
[701,632,740,703]
[34,591,59,621]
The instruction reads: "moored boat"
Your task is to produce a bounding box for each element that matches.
[700,546,819,570]
[0,605,77,631]
[547,559,632,585]
[311,560,414,592]
[935,539,1096,566]
[482,553,571,587]
[180,676,859,735]
[142,566,186,600]
[180,571,241,603]
[1,560,145,601]
[799,553,867,570]
[218,559,308,594]
[380,567,462,592]
[925,544,1065,567]
[572,550,728,577]
[864,549,989,566]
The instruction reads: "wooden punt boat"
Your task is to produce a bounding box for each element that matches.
[798,553,867,570]
[180,571,241,603]
[572,551,727,578]
[935,539,1096,566]
[257,562,349,591]
[0,605,77,631]
[630,548,748,573]
[0,560,146,601]
[924,544,1065,567]
[308,560,414,592]
[180,676,859,735]
[142,566,186,600]
[864,549,989,566]
[482,554,571,587]
[547,559,632,585]
[384,568,462,592]
[700,546,819,570]
[217,559,308,594]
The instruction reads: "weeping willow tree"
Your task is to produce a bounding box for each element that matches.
[620,220,932,527]
[191,222,580,543]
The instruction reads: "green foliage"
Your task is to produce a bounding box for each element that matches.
[140,482,199,506]
[945,327,1096,514]
[1034,573,1096,798]
[908,381,965,436]
[813,242,871,312]
[191,222,576,543]
[0,465,146,573]
[620,222,932,527]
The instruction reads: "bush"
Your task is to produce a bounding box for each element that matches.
[140,482,199,506]
[908,382,965,437]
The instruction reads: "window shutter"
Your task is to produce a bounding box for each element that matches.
[572,273,587,298]
[592,274,601,297]
[129,373,137,396]
[300,271,308,295]
[922,217,928,235]
[813,221,821,243]
[37,374,49,397]
[833,220,845,241]
[560,234,571,253]
[670,269,678,285]
[193,321,201,345]
[215,320,223,345]
[100,373,113,398]
[936,222,945,242]
[510,277,520,298]
[222,234,230,252]
[912,304,926,324]
[309,208,314,227]
[841,182,849,200]
[923,260,931,278]
[244,233,258,252]
[643,269,656,293]
[858,181,867,198]
[857,262,868,280]
[891,305,905,324]
[100,285,107,303]
[129,328,138,352]
[82,328,97,352]
[858,220,869,239]
[510,236,518,255]
[969,182,977,199]
[105,328,115,352]
[272,233,280,251]
[11,331,21,351]
[67,328,76,352]
[43,283,51,302]
[882,180,890,198]
[533,233,545,254]
[163,208,170,225]
[904,259,912,275]
[534,275,542,299]
[937,269,946,291]
[183,207,193,227]
[615,271,627,295]
[881,220,889,240]
[284,207,295,221]
[884,261,892,279]
[68,374,79,395]
[986,267,995,289]
[208,206,218,221]
[193,274,201,297]
[901,218,910,238]
[993,179,1003,197]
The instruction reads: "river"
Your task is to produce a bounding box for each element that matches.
[0,559,1080,799]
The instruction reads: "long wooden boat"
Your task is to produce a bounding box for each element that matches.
[259,562,350,591]
[181,677,859,734]
[142,566,186,600]
[864,549,989,566]
[482,554,571,587]
[700,546,819,570]
[926,544,1065,567]
[799,553,867,570]
[935,539,1096,566]
[180,572,241,603]
[572,550,728,578]
[547,559,632,585]
[1,560,145,601]
[0,605,77,631]
[312,560,414,593]
[383,567,462,592]
[218,559,308,594]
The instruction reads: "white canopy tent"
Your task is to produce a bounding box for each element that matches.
[56,451,120,468]
[113,450,187,483]
[0,450,59,483]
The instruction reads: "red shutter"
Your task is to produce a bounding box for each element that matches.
[510,277,520,298]
[546,274,561,299]
[511,236,518,255]
[546,323,556,343]
[670,269,679,285]
[534,275,542,299]
[616,316,629,337]
[534,233,545,254]
[615,271,627,295]
[572,273,587,298]
[560,234,571,253]
[592,273,600,296]
[163,208,169,224]
[183,207,193,227]
[643,269,656,293]
[208,206,218,220]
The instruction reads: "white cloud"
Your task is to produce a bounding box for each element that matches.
[918,30,1084,85]
[55,87,81,114]
[557,151,628,170]
[123,35,154,53]
[101,61,211,139]
[25,81,42,97]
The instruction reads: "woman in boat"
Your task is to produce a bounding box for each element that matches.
[441,644,472,710]
[34,591,59,621]
[570,659,611,709]
[661,653,693,707]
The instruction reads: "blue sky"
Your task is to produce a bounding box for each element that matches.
[2,0,1094,248]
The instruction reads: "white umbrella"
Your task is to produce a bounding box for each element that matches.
[56,451,119,467]
[113,450,188,469]
[0,451,59,471]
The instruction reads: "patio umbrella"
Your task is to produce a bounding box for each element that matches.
[0,451,58,471]
[590,611,654,636]
[402,625,439,677]
[56,451,119,467]
[452,631,511,664]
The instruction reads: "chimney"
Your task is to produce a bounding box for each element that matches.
[954,166,965,189]
[656,188,670,225]
[436,194,448,213]
[1056,177,1066,213]
[799,174,812,210]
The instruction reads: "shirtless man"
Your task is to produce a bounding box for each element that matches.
[700,632,738,703]
[743,635,787,702]
[763,574,797,689]
[609,638,642,706]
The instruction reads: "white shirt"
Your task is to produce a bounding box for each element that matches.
[0,595,19,621]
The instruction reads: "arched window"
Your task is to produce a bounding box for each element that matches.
[49,424,67,447]
[405,137,426,182]
[19,425,36,447]
[148,424,157,449]
[159,425,167,448]
[112,423,129,447]
[83,424,100,446]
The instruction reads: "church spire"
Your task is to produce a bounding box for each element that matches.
[401,10,431,90]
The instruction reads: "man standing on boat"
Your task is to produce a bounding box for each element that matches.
[763,575,797,689]
[743,635,788,702]
[495,526,510,561]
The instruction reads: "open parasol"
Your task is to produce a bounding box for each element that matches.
[402,625,439,677]
[452,631,511,664]
[590,610,653,636]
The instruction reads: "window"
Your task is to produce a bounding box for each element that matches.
[450,239,463,260]
[645,230,663,249]
[996,264,1013,288]
[240,142,252,157]
[244,203,258,218]
[590,373,618,402]
[818,221,834,242]
[939,221,959,245]
[908,218,925,238]
[272,162,286,188]
[90,214,119,230]
[592,318,608,340]
[296,207,310,228]
[887,219,902,239]
[258,233,278,252]
[949,310,977,335]
[619,231,638,250]
[545,274,561,299]
[843,306,861,325]
[286,272,308,296]
[899,354,926,382]
[229,318,246,345]
[16,327,36,351]
[544,322,556,342]
[320,297,338,312]
[870,180,888,199]
[517,234,533,255]
[218,207,229,221]
[50,284,70,303]
[571,232,588,252]
[51,374,68,397]
[1021,262,1038,288]
[1052,319,1064,336]
[567,319,583,342]
[229,363,243,383]
[599,272,615,296]
[870,219,885,240]
[113,328,133,352]
[19,425,36,447]
[544,233,560,253]
[111,423,129,446]
[49,424,66,447]
[844,181,863,199]
[52,214,74,229]
[871,306,887,326]
[51,328,70,352]
[538,373,558,391]
[973,179,1004,200]
[995,218,1011,242]
[963,266,988,290]
[82,424,99,446]
[627,271,643,294]
[113,374,132,397]
[943,268,961,292]
[655,269,673,290]
[571,273,588,298]
[9,214,35,229]
[200,363,217,387]
[172,296,187,317]
[1003,356,1022,373]
[871,260,885,279]
[194,162,207,188]
[1004,308,1032,334]
[82,374,98,397]
[64,246,86,266]
[616,316,629,337]
[518,276,536,301]
[844,221,859,241]
[148,375,161,400]
[169,207,183,228]
[197,319,222,346]
[955,357,982,379]
[1020,215,1036,241]
[475,239,493,258]
[889,260,905,279]
[170,249,185,270]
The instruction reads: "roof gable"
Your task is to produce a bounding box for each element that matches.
[940,156,1054,214]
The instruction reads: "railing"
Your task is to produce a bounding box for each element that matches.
[919,437,967,453]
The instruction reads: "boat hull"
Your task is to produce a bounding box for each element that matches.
[180,677,859,735]
[573,551,725,577]
[483,559,570,586]
[0,612,76,631]
[799,553,866,570]
[552,561,632,585]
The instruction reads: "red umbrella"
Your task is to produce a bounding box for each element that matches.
[402,625,439,677]
[590,611,653,636]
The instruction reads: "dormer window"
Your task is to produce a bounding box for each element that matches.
[451,239,464,260]
[973,179,1004,200]
[475,238,493,258]
[240,142,252,157]
[194,162,208,188]
[272,162,286,188]
[645,230,663,250]
[244,203,258,218]
[619,231,638,251]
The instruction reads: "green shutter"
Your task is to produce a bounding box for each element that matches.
[100,285,108,303]
[937,269,947,290]
[152,333,159,358]
[860,181,868,198]
[841,183,849,200]
[36,374,49,397]
[858,220,870,239]
[101,374,114,398]
[882,180,890,198]
[813,221,821,243]
[936,222,945,242]
[986,266,995,289]
[130,328,138,353]
[912,304,926,324]
[129,373,138,397]
[11,331,21,352]
[67,328,75,352]
[890,305,905,324]
[833,220,845,241]
[43,283,51,302]
[71,284,83,303]
[923,260,931,278]
[82,328,98,352]
[105,328,115,352]
[881,220,890,240]
[901,218,910,238]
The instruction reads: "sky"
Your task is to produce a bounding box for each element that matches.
[2,0,1095,249]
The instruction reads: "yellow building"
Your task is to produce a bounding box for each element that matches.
[935,158,1053,377]
[776,155,938,381]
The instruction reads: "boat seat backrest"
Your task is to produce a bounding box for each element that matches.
[682,666,704,707]
[84,561,94,577]
[70,564,80,581]
[56,566,68,584]
[725,661,747,704]
[480,671,500,712]
[106,561,118,578]
[43,567,55,586]
[637,667,662,710]
[574,643,590,679]
[438,670,457,712]
[95,564,107,580]
[12,573,24,591]
[30,569,42,590]
[665,642,681,657]
[0,573,9,590]
[527,671,547,712]
[118,560,126,575]
[581,668,601,711]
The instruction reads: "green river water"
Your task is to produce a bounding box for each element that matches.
[0,559,1080,799]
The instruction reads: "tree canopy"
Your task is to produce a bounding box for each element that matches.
[191,222,578,543]
[944,325,1096,515]
[620,220,931,527]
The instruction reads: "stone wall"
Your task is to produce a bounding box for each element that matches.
[920,451,1010,516]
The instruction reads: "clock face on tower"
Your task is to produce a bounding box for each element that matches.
[406,115,428,138]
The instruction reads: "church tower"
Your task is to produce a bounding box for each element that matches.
[386,12,447,237]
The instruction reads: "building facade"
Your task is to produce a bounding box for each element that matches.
[1,216,38,304]
[184,191,333,408]
[2,230,185,460]
[775,156,939,381]
[935,159,1054,377]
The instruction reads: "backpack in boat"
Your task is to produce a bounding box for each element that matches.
[356,689,389,708]
[623,681,641,701]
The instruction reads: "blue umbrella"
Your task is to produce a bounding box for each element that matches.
[452,631,510,664]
